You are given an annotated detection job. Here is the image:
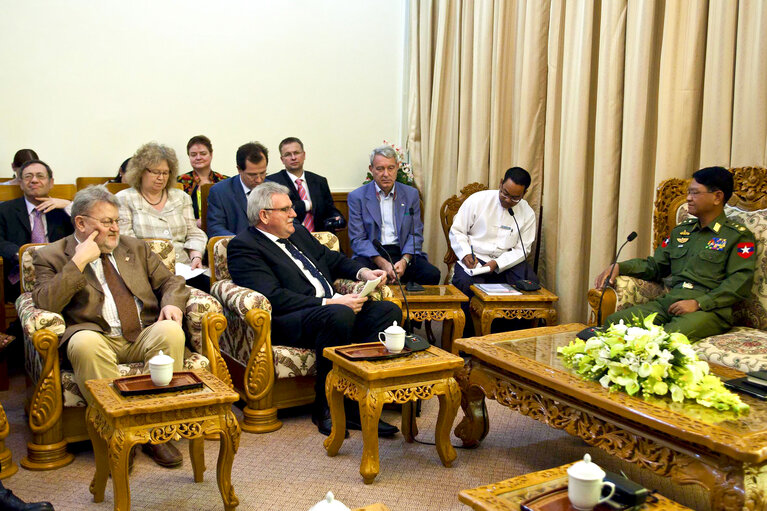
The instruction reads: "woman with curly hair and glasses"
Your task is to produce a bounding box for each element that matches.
[116,142,209,290]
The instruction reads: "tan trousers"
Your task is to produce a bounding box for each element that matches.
[67,320,185,405]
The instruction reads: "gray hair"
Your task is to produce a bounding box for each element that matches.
[369,145,398,165]
[247,181,290,226]
[71,185,120,224]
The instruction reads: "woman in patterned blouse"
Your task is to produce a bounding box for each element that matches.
[177,135,227,227]
[117,142,209,290]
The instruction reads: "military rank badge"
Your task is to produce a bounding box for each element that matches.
[661,237,669,247]
[706,238,726,251]
[737,242,755,258]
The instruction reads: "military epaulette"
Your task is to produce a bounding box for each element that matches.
[724,219,749,232]
[680,218,697,225]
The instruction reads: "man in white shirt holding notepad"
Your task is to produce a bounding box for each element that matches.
[449,167,538,335]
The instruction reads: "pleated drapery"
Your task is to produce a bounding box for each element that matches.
[407,0,767,323]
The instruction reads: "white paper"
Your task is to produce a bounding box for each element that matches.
[458,260,493,276]
[175,262,209,280]
[475,283,522,295]
[358,275,384,298]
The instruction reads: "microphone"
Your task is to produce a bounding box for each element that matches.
[405,207,424,292]
[508,208,541,291]
[372,239,429,351]
[577,231,638,340]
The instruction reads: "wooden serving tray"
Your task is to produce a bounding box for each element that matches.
[521,486,613,511]
[337,343,413,361]
[114,371,204,396]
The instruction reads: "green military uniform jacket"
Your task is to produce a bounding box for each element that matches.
[607,211,756,339]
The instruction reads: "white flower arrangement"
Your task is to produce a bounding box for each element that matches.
[558,314,749,414]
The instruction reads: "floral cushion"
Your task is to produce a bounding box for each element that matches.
[273,346,316,378]
[693,327,767,372]
[613,276,666,312]
[143,239,176,273]
[185,287,223,352]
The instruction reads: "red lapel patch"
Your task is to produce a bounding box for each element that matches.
[661,237,669,248]
[737,242,755,258]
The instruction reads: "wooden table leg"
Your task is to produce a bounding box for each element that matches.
[435,378,459,467]
[445,310,466,354]
[108,432,135,511]
[453,366,490,448]
[359,391,384,484]
[323,370,346,456]
[743,461,766,511]
[86,407,109,504]
[401,401,417,442]
[189,437,205,483]
[0,401,17,479]
[216,411,240,511]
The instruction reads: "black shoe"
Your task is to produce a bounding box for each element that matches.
[344,406,399,438]
[311,407,349,438]
[0,486,54,511]
[142,442,182,468]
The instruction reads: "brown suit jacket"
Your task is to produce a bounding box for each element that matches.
[32,234,189,346]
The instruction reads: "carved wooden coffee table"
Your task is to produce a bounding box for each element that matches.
[459,462,692,510]
[389,284,468,353]
[322,345,463,484]
[469,285,558,336]
[453,324,767,511]
[85,370,240,510]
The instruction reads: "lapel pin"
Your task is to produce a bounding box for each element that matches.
[125,257,130,261]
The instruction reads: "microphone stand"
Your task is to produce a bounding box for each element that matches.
[405,206,424,292]
[373,240,428,350]
[508,208,540,291]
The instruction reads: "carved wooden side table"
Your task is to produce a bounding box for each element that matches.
[469,285,558,336]
[459,463,692,510]
[0,401,17,479]
[85,370,240,511]
[322,345,463,484]
[389,284,468,353]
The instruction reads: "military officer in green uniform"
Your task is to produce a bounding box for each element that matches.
[595,166,756,340]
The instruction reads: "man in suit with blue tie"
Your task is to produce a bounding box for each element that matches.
[347,145,440,286]
[206,142,268,237]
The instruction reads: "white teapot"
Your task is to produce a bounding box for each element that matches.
[308,491,350,511]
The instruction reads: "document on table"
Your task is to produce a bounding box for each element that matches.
[175,262,209,280]
[474,283,522,295]
[358,275,384,297]
[458,260,493,276]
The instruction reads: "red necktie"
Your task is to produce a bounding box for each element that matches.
[296,179,314,232]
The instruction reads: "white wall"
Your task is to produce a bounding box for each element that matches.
[0,0,406,191]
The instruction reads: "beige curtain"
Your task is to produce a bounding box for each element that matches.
[408,0,767,323]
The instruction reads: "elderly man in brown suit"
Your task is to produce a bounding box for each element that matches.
[32,185,188,468]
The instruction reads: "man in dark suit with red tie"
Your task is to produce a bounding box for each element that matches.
[227,182,401,437]
[265,137,345,232]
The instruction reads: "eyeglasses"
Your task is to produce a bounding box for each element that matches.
[264,206,294,213]
[21,173,48,182]
[686,189,715,197]
[146,168,170,178]
[82,215,119,227]
[499,188,524,202]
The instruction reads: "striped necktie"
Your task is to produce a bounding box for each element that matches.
[277,239,332,298]
[296,179,314,231]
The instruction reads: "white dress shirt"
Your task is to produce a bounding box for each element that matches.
[449,189,536,273]
[375,183,398,245]
[288,171,312,211]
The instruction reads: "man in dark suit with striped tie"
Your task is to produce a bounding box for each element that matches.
[227,182,401,437]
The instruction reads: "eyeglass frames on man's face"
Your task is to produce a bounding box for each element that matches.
[82,215,119,227]
[499,187,524,202]
[264,206,294,213]
[146,168,170,178]
[686,189,715,197]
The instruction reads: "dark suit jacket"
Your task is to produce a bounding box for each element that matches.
[227,225,363,316]
[206,175,250,237]
[0,197,73,263]
[32,235,189,346]
[347,182,426,259]
[265,170,343,230]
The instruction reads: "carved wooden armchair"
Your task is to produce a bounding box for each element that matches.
[439,183,489,283]
[18,239,231,470]
[588,167,767,372]
[208,232,396,434]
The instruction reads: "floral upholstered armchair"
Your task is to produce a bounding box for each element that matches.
[208,232,396,434]
[17,239,231,470]
[588,167,767,372]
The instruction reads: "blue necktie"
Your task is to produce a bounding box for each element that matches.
[278,239,333,298]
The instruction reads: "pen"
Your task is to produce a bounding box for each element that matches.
[470,244,476,267]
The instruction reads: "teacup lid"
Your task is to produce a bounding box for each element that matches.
[148,350,174,366]
[307,491,351,511]
[567,454,605,481]
[384,321,405,334]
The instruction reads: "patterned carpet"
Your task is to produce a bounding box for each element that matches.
[0,358,710,510]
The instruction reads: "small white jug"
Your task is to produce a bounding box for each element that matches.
[567,454,615,510]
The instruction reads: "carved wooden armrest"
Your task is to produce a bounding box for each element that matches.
[199,312,233,390]
[28,329,64,435]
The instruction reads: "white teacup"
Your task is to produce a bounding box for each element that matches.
[567,454,615,510]
[378,321,406,353]
[148,350,174,386]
